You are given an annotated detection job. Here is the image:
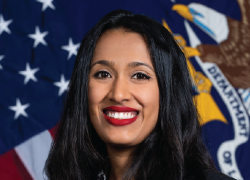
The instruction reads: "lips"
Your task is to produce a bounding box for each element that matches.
[103,106,139,126]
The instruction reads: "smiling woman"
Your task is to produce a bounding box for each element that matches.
[88,29,159,148]
[44,10,234,180]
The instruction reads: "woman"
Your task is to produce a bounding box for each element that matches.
[45,10,235,180]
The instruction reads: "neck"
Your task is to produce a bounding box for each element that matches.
[107,145,135,180]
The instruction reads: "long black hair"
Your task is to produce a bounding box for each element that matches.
[45,9,216,180]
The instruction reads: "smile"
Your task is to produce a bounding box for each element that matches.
[103,106,139,126]
[105,111,137,119]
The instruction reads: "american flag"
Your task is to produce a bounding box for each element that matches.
[0,0,81,179]
[0,0,249,179]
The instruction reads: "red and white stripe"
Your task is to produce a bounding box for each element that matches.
[0,127,57,180]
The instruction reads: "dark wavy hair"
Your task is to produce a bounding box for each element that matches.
[45,9,217,180]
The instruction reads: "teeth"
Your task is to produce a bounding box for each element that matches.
[118,113,122,119]
[114,112,118,119]
[106,111,137,120]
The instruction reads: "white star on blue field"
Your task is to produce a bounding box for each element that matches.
[61,38,80,60]
[19,63,39,84]
[0,14,13,35]
[53,74,69,96]
[28,26,48,48]
[9,98,30,119]
[36,0,55,11]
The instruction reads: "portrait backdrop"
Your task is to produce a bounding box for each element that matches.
[0,0,249,179]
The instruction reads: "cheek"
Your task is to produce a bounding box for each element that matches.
[88,80,106,126]
[88,80,105,105]
[88,80,113,121]
[88,80,108,139]
[134,83,159,111]
[133,82,160,136]
[88,79,112,112]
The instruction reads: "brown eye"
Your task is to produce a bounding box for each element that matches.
[94,71,111,79]
[132,73,151,80]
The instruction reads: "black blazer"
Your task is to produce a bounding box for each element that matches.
[98,171,236,180]
[206,171,236,180]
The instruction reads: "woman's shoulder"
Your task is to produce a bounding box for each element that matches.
[205,171,236,180]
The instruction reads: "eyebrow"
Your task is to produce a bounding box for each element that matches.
[128,61,155,72]
[90,60,155,72]
[90,60,114,69]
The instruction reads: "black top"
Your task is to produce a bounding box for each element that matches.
[206,171,236,180]
[98,171,236,180]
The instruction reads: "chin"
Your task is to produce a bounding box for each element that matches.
[104,134,140,147]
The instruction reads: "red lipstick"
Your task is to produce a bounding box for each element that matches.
[103,106,139,126]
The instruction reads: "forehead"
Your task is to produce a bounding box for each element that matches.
[92,29,152,66]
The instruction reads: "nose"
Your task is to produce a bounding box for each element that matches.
[108,76,131,104]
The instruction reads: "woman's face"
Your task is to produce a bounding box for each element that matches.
[88,29,159,147]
